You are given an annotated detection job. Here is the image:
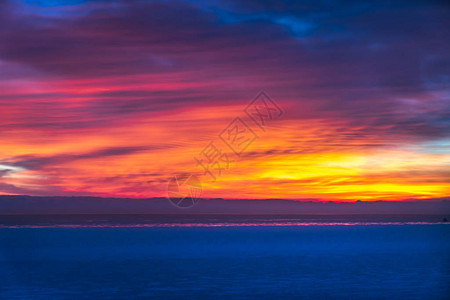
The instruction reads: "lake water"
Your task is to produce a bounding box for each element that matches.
[0,215,449,299]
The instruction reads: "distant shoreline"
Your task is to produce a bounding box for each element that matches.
[1,195,449,215]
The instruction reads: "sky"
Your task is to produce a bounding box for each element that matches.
[0,0,449,201]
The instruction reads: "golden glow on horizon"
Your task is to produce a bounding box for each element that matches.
[1,78,449,200]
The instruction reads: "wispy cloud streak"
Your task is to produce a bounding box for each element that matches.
[0,0,448,200]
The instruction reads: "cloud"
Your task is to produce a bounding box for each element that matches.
[0,0,448,199]
[1,0,448,118]
[0,182,36,194]
[3,146,165,170]
[0,169,13,177]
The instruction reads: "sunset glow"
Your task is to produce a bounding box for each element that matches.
[0,0,449,201]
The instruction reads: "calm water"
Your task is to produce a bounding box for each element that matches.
[0,215,449,299]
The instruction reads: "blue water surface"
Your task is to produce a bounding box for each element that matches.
[0,225,449,299]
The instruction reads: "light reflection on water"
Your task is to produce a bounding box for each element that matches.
[0,221,448,228]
